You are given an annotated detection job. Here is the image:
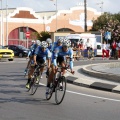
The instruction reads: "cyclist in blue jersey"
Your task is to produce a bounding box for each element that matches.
[51,38,63,63]
[25,40,41,89]
[46,38,52,52]
[46,39,74,94]
[53,39,74,74]
[52,38,63,52]
[26,41,51,89]
[24,40,41,74]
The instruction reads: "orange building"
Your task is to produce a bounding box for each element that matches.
[0,6,101,47]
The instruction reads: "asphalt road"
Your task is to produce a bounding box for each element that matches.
[0,58,120,120]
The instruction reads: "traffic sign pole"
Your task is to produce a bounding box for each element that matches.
[25,32,30,48]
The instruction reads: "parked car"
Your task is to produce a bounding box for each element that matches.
[0,45,14,61]
[4,45,29,57]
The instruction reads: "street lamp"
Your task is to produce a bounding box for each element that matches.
[84,0,87,32]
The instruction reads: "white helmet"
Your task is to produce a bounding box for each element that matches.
[32,40,35,43]
[57,38,63,43]
[41,41,48,48]
[62,39,71,47]
[36,40,41,46]
[46,38,52,44]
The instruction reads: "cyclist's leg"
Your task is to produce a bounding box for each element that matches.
[24,56,32,74]
[38,58,45,76]
[26,57,35,88]
[57,56,66,75]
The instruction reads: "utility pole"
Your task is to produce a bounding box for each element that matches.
[84,0,87,32]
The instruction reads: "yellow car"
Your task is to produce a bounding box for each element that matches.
[0,45,14,61]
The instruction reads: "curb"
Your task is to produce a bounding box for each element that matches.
[65,63,120,94]
[81,63,120,83]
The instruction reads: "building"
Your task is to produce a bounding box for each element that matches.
[0,5,101,47]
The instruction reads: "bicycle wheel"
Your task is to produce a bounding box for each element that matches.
[55,76,67,105]
[46,83,54,100]
[30,74,41,95]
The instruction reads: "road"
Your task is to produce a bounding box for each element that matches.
[0,58,120,120]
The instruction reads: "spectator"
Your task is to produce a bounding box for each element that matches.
[111,39,117,59]
[106,41,110,59]
[79,41,84,59]
[85,38,92,59]
[118,40,120,58]
[102,41,108,60]
[75,42,80,60]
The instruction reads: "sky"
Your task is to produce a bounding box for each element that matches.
[1,0,120,14]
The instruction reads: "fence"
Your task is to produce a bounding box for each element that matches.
[8,39,33,48]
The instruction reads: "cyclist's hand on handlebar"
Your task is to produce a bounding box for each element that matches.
[34,61,37,65]
[55,66,58,72]
[71,70,75,74]
[26,57,29,59]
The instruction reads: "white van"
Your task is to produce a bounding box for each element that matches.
[66,33,97,56]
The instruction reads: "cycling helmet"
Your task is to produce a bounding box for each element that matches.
[32,40,35,43]
[57,38,63,43]
[46,38,52,44]
[41,41,48,48]
[62,39,71,47]
[36,40,41,46]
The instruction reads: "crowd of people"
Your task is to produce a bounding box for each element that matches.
[70,38,95,60]
[102,39,120,60]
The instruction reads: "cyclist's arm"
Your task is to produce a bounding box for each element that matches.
[53,48,59,67]
[69,49,74,71]
[34,46,39,64]
[46,50,52,69]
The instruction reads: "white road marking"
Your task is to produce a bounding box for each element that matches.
[67,90,120,102]
[39,83,120,102]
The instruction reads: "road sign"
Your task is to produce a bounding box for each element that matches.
[25,32,30,38]
[105,31,111,40]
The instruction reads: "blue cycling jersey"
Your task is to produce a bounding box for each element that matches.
[53,46,73,69]
[28,43,38,57]
[52,42,58,52]
[47,44,52,52]
[51,42,62,62]
[34,46,51,62]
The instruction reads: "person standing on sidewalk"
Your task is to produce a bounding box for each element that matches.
[111,39,117,59]
[85,38,92,59]
[102,41,108,60]
[118,40,120,58]
[106,41,110,59]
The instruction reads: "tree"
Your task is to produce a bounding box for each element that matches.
[37,31,51,41]
[90,12,120,43]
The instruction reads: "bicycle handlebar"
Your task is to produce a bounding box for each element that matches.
[57,65,75,75]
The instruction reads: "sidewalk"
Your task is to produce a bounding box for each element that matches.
[65,62,120,94]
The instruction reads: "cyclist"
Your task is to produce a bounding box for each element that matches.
[25,40,41,89]
[26,41,51,89]
[46,39,74,94]
[51,38,63,63]
[24,40,41,73]
[45,38,63,78]
[46,38,52,52]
